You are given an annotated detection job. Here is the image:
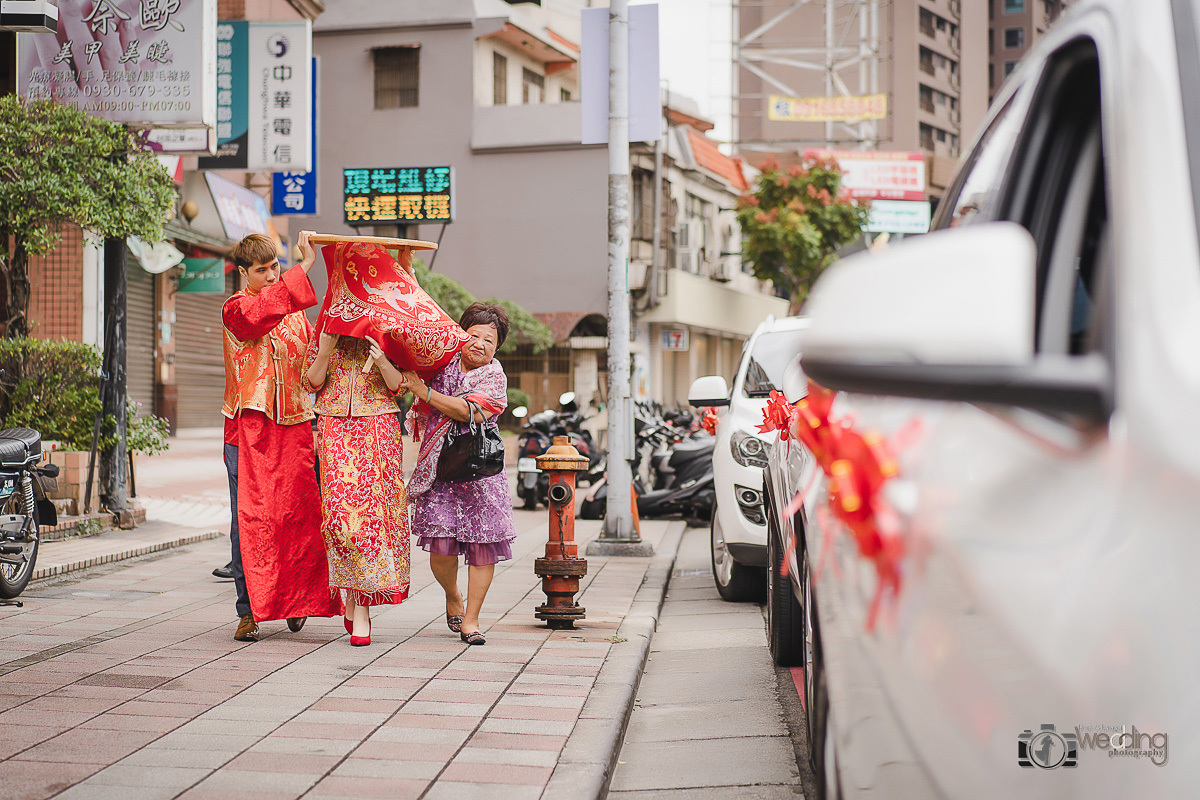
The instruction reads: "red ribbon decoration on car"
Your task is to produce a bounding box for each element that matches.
[757,379,907,631]
[699,407,720,437]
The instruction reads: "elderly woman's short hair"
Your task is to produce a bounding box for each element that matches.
[459,302,510,347]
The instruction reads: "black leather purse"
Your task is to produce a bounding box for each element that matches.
[436,401,505,483]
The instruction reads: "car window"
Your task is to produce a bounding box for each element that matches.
[1000,39,1109,356]
[742,329,806,397]
[932,82,1036,230]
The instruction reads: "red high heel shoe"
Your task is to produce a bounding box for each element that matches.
[344,615,353,634]
[350,617,371,647]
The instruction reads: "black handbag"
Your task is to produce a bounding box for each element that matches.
[436,400,505,483]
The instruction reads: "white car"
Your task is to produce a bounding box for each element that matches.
[688,315,808,601]
[765,0,1200,796]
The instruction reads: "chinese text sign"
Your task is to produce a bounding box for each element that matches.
[343,166,454,226]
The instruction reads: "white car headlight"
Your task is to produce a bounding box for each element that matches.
[730,430,768,468]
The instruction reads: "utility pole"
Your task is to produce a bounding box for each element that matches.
[589,0,651,557]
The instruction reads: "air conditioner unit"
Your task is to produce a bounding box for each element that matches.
[676,247,698,273]
[949,107,961,125]
[709,259,732,283]
[947,0,961,19]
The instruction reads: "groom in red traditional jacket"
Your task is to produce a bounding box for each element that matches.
[221,231,343,641]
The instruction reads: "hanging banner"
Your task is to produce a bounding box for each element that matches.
[246,19,311,171]
[204,172,274,241]
[17,0,216,128]
[343,166,454,226]
[197,19,248,167]
[198,18,310,171]
[803,149,926,201]
[769,94,887,123]
[178,257,226,294]
[272,57,318,216]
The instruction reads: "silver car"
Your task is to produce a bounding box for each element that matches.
[765,0,1200,796]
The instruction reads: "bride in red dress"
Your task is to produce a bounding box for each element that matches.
[305,252,415,647]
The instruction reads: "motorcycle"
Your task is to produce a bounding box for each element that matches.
[580,405,716,523]
[0,422,60,601]
[513,392,599,510]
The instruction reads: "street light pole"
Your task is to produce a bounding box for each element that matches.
[590,0,651,557]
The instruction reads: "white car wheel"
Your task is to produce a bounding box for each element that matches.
[710,502,764,602]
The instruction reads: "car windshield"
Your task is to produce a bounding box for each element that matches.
[742,329,805,397]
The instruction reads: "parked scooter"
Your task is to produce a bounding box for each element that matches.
[513,392,599,510]
[513,405,552,510]
[579,405,715,523]
[0,405,60,600]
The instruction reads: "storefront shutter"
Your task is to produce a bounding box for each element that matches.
[126,258,156,415]
[174,271,233,429]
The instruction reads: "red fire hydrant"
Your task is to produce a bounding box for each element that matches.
[534,436,588,629]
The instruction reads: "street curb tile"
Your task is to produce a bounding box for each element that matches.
[32,530,223,581]
[542,520,685,800]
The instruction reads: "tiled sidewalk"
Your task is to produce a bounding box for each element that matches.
[1,514,682,800]
[33,520,223,582]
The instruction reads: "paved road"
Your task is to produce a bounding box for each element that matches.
[610,526,810,799]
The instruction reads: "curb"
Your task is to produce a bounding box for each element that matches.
[543,519,686,800]
[32,529,223,582]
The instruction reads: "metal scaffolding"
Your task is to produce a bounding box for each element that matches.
[732,0,885,152]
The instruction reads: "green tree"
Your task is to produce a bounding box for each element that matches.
[736,155,870,311]
[413,262,555,354]
[0,97,176,337]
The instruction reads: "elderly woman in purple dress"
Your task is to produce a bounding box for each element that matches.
[400,302,516,646]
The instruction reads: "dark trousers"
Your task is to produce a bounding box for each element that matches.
[224,443,251,617]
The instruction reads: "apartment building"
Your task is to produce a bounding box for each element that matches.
[733,0,989,207]
[310,0,784,412]
[989,0,1071,100]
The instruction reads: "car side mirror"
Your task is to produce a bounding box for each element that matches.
[801,222,1111,421]
[781,356,808,404]
[688,375,729,407]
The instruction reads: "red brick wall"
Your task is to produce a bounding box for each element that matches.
[218,0,245,19]
[26,224,85,342]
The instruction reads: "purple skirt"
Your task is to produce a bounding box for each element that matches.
[417,536,513,566]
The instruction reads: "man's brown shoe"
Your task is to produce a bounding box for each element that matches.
[234,614,259,642]
[286,617,307,632]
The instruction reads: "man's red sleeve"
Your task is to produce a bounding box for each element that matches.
[222,267,318,342]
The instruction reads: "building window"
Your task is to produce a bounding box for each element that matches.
[919,84,934,113]
[1005,27,1025,49]
[989,63,995,89]
[560,87,572,102]
[1004,60,1018,77]
[522,67,544,104]
[919,122,935,150]
[919,8,935,37]
[989,29,994,55]
[492,52,507,106]
[631,169,655,242]
[373,46,419,109]
[1004,0,1024,11]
